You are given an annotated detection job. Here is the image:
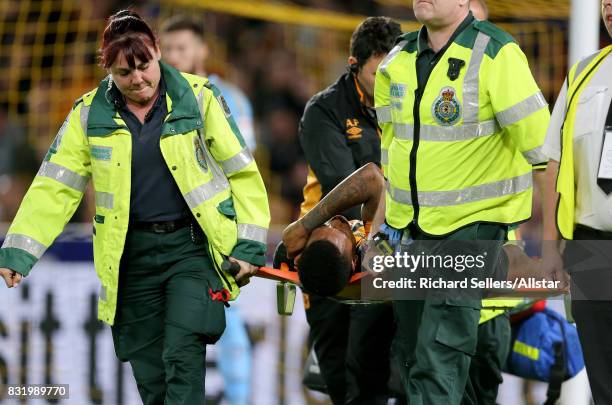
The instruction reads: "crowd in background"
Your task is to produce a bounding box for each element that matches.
[0,0,571,227]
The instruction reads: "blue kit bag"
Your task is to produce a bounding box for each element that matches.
[506,306,585,404]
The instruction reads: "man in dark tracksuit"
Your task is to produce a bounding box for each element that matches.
[298,17,403,405]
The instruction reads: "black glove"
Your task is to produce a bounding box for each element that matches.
[273,241,295,271]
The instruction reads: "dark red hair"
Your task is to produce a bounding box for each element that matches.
[99,10,158,69]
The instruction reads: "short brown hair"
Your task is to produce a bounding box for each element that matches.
[159,15,205,41]
[99,10,158,69]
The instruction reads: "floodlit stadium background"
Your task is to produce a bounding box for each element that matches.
[0,0,607,403]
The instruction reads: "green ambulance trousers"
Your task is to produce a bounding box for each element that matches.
[463,313,511,405]
[393,223,507,405]
[111,225,226,405]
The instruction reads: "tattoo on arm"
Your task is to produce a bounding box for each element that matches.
[300,164,382,232]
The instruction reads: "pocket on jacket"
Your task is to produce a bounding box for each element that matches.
[205,197,237,255]
[217,197,237,220]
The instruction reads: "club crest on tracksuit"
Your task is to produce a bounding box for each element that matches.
[194,137,208,172]
[432,87,461,126]
[345,118,362,140]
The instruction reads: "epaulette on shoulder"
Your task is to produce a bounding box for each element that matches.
[177,71,209,93]
[473,20,518,59]
[391,31,418,53]
[474,20,516,47]
[72,97,84,110]
[397,30,419,45]
[395,31,418,48]
[72,89,93,109]
[76,88,98,108]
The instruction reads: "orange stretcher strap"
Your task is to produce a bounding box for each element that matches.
[255,264,367,287]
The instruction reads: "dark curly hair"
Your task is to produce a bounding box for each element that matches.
[349,16,402,70]
[298,240,352,297]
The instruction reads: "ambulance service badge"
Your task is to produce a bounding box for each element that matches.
[432,87,461,126]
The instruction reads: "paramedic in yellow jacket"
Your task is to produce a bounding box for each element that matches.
[374,0,549,403]
[0,10,270,405]
[541,0,612,402]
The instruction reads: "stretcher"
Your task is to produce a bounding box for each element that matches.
[222,258,366,315]
[256,264,368,314]
[255,263,368,286]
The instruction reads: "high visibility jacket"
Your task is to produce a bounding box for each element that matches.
[555,46,612,239]
[375,20,549,236]
[0,62,270,325]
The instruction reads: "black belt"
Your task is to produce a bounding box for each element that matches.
[574,224,612,240]
[130,217,192,233]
